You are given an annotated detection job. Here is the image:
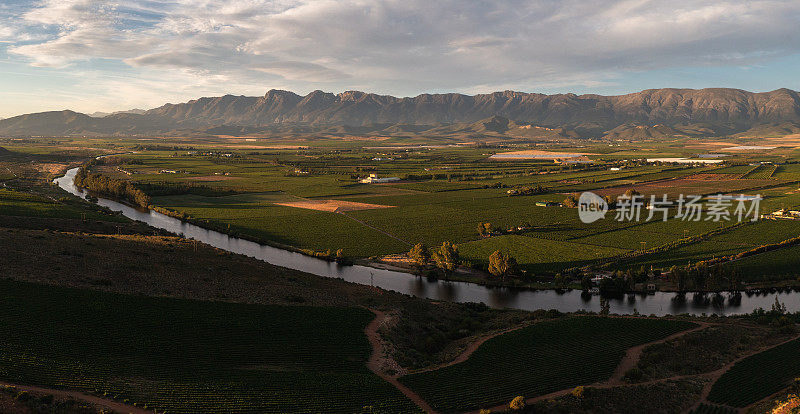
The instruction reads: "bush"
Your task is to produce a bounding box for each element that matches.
[571,385,585,398]
[623,367,643,382]
[509,396,526,410]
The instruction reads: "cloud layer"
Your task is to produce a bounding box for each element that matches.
[2,0,800,115]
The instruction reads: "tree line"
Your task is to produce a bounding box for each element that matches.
[408,242,518,280]
[73,167,151,208]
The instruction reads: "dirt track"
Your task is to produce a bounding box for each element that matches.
[0,381,151,414]
[364,310,438,413]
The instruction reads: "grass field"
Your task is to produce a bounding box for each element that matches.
[458,234,629,273]
[0,279,417,414]
[399,316,696,413]
[707,337,800,408]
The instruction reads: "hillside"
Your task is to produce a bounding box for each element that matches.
[2,88,800,137]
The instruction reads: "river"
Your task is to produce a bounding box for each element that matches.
[55,167,800,316]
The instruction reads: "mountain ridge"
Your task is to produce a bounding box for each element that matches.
[2,88,800,138]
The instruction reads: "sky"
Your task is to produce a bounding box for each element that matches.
[1,0,800,118]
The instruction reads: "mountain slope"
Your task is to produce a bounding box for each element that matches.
[2,88,800,137]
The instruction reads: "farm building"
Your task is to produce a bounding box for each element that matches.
[360,173,400,183]
[763,209,800,220]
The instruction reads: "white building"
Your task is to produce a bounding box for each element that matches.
[360,173,400,183]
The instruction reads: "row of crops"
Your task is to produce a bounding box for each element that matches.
[0,279,418,413]
[689,403,738,414]
[707,337,800,407]
[399,316,696,413]
[742,164,778,179]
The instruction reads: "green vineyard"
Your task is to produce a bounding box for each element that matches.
[708,337,800,407]
[0,279,418,413]
[399,316,696,413]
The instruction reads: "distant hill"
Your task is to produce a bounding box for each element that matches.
[2,88,800,138]
[735,121,800,138]
[602,123,686,140]
[88,109,146,118]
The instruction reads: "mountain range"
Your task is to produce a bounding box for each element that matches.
[2,88,800,139]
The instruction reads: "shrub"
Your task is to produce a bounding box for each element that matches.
[509,396,526,410]
[571,385,585,398]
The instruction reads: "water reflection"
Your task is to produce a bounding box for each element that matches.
[54,167,800,316]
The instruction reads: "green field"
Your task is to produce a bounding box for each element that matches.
[707,338,800,407]
[724,244,800,281]
[742,164,777,179]
[458,234,629,273]
[0,188,126,222]
[399,317,696,413]
[153,192,409,257]
[0,279,417,413]
[618,220,800,271]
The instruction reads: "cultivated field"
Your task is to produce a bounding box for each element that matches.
[0,279,418,413]
[399,317,696,412]
[7,136,800,287]
[707,337,800,407]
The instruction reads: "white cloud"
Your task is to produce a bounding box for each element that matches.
[3,0,800,113]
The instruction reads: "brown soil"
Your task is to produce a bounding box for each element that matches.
[35,163,69,175]
[275,199,394,213]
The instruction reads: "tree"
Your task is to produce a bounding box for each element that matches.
[691,267,707,291]
[599,298,610,316]
[624,188,641,198]
[408,243,430,267]
[563,195,578,208]
[432,241,459,274]
[603,195,616,208]
[477,222,494,237]
[670,265,687,292]
[581,275,593,291]
[553,273,566,288]
[771,297,787,315]
[488,250,517,279]
[509,396,526,411]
